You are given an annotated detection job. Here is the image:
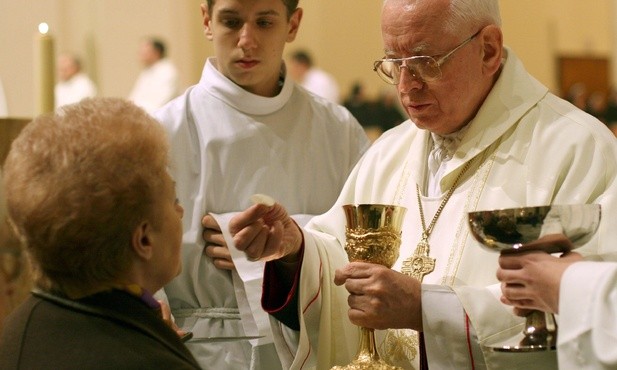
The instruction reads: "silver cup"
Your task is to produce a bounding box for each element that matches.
[468,204,601,352]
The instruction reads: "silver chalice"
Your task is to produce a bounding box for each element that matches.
[468,204,601,352]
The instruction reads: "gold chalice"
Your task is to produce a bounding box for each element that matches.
[468,204,601,352]
[333,204,407,370]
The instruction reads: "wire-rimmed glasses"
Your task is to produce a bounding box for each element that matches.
[373,29,482,84]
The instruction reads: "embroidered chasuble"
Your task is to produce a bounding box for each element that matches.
[380,128,474,368]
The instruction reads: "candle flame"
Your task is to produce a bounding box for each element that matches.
[38,23,49,35]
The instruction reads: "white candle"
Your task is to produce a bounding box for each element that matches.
[34,23,55,114]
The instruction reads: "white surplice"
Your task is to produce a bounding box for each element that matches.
[129,58,178,114]
[301,68,340,103]
[558,261,617,369]
[273,48,617,370]
[54,72,97,109]
[155,57,370,370]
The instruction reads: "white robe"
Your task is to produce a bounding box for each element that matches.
[54,72,97,109]
[301,68,340,103]
[155,57,370,370]
[271,48,617,369]
[558,261,617,369]
[130,58,178,114]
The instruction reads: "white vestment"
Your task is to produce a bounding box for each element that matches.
[129,58,178,114]
[155,57,370,370]
[558,261,617,369]
[54,72,97,109]
[301,68,340,103]
[269,48,617,370]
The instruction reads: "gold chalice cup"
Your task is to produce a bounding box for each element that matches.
[468,204,601,352]
[332,204,407,370]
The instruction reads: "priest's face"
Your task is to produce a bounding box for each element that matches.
[380,0,502,135]
[202,0,302,97]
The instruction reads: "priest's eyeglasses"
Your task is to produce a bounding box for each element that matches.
[373,29,482,85]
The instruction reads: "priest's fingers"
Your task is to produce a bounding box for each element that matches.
[232,217,267,253]
[229,204,273,235]
[346,291,387,329]
[244,223,271,261]
[334,262,377,285]
[342,266,421,330]
[204,245,236,271]
[259,220,286,261]
[202,214,221,231]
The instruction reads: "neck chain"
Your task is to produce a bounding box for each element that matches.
[401,159,473,281]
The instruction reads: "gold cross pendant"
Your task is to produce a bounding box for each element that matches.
[401,239,435,282]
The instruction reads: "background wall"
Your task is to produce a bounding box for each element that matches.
[0,0,614,118]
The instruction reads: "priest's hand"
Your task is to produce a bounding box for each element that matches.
[334,262,423,331]
[497,251,582,314]
[229,202,302,263]
[202,214,236,271]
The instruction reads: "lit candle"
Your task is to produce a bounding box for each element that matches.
[34,23,55,114]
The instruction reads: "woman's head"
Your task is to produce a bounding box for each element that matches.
[3,98,179,294]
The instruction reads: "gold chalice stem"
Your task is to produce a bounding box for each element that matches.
[353,327,380,363]
[336,204,407,370]
[331,327,402,370]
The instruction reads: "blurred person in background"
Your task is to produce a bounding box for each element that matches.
[54,53,97,109]
[129,37,179,114]
[287,48,340,103]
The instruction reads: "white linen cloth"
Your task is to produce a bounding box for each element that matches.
[155,57,369,370]
[268,48,617,370]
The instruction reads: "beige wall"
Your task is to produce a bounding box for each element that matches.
[501,0,613,95]
[0,0,613,118]
[0,0,209,118]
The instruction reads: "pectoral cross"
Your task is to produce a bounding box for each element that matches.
[401,238,435,282]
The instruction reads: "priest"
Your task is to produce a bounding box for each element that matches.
[225,0,617,369]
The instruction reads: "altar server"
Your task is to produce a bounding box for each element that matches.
[154,0,370,369]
